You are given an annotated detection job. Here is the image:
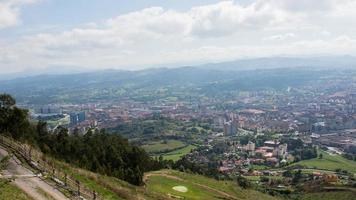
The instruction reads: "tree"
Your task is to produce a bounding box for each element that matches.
[292,170,302,184]
[260,176,269,183]
[283,170,293,178]
[0,94,16,108]
[236,175,250,189]
[239,135,250,145]
[0,94,32,140]
[319,153,323,159]
[37,121,48,139]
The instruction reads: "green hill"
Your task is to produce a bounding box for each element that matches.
[145,170,280,200]
[55,159,280,200]
[300,191,356,200]
[291,150,356,174]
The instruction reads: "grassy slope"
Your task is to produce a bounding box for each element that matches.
[145,170,280,200]
[0,179,34,200]
[36,187,56,200]
[52,160,279,200]
[44,151,355,200]
[54,160,179,200]
[300,191,356,200]
[54,161,127,200]
[291,150,356,173]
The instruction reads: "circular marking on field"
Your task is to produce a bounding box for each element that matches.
[172,186,188,193]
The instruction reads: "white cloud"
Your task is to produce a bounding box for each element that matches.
[263,33,297,41]
[0,3,19,28]
[1,0,356,74]
[264,0,334,12]
[0,0,39,29]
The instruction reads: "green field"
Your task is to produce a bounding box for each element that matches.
[161,145,196,161]
[142,140,185,153]
[0,179,34,200]
[146,170,280,200]
[300,191,356,200]
[250,164,270,170]
[291,150,356,174]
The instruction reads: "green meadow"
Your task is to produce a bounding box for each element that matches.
[142,140,185,153]
[162,145,197,161]
[291,150,356,174]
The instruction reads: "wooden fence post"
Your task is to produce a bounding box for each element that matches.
[93,190,96,200]
[76,180,80,196]
[0,135,102,199]
[29,147,32,162]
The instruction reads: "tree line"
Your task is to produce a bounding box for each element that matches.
[0,94,167,185]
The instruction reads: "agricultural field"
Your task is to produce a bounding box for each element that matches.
[142,139,196,161]
[291,150,356,174]
[0,179,34,200]
[161,145,197,161]
[142,140,185,153]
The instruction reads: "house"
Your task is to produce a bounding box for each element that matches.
[323,174,338,183]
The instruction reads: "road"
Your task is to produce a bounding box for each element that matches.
[0,146,69,200]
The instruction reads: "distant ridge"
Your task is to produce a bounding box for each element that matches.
[1,55,356,80]
[199,55,356,71]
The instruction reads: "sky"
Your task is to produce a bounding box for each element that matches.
[0,0,356,75]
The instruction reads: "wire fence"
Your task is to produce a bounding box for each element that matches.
[0,134,102,200]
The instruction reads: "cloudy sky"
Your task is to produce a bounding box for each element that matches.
[0,0,356,75]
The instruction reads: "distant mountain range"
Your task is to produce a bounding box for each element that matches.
[0,55,356,81]
[1,55,355,104]
[198,55,356,71]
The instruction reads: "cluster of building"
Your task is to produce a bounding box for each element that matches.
[313,129,356,153]
[26,80,356,154]
[29,105,90,132]
[69,111,86,126]
[218,140,291,173]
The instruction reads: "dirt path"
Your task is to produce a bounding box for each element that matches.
[144,171,184,182]
[144,171,240,200]
[0,146,69,200]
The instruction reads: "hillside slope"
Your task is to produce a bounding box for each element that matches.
[54,159,280,200]
[0,179,34,200]
[145,170,280,200]
[291,150,356,174]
